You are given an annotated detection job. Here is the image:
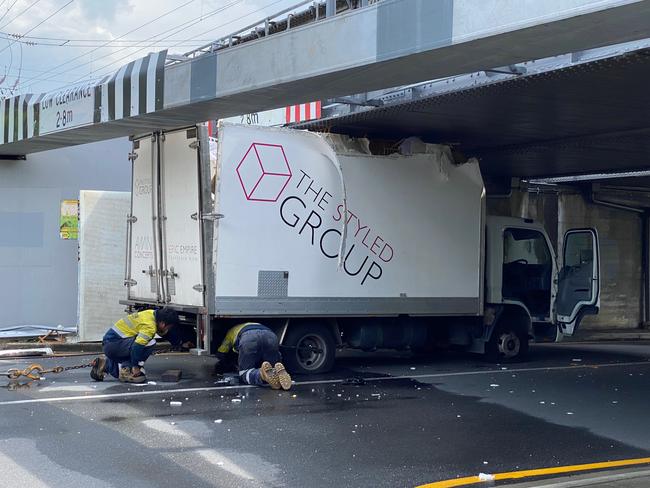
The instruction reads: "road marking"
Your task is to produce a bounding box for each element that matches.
[536,468,650,487]
[416,457,650,488]
[0,360,648,406]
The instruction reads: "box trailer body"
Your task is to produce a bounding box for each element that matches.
[122,124,600,373]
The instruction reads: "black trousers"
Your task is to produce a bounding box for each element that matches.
[237,329,282,385]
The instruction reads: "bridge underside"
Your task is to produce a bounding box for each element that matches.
[293,48,650,179]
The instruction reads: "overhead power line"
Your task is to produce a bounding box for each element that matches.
[0,39,12,86]
[0,32,220,47]
[32,0,245,88]
[15,0,196,87]
[0,0,43,31]
[0,0,74,56]
[69,0,284,87]
[0,0,19,25]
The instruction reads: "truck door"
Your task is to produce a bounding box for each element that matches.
[158,127,207,307]
[556,229,600,335]
[126,135,162,303]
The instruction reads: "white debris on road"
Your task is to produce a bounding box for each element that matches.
[479,473,495,481]
[170,401,182,407]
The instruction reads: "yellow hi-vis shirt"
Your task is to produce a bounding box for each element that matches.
[217,323,259,354]
[111,310,157,347]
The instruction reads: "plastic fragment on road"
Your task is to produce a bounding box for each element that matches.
[147,381,157,385]
[410,367,416,370]
[566,412,574,415]
[214,419,223,423]
[479,473,495,481]
[489,384,499,387]
[231,398,242,403]
[170,401,182,407]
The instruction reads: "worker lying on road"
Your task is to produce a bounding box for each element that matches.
[90,308,180,384]
[214,322,292,390]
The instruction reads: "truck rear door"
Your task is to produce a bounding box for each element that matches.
[556,228,600,335]
[124,126,211,309]
[158,127,207,307]
[126,135,161,303]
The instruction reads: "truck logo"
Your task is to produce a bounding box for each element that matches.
[236,142,292,202]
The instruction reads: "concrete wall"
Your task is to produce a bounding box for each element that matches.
[558,193,642,330]
[0,138,131,329]
[488,189,559,249]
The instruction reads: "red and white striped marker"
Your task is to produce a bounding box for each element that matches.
[285,101,322,123]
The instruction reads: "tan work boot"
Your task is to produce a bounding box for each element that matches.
[90,356,106,382]
[119,367,147,384]
[259,361,281,389]
[274,362,292,391]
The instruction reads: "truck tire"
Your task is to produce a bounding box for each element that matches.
[282,322,336,375]
[485,321,529,363]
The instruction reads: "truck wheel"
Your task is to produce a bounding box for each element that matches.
[485,322,529,363]
[282,323,336,375]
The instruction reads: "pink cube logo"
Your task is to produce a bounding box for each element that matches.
[236,142,292,202]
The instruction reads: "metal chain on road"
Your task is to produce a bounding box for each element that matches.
[0,347,178,381]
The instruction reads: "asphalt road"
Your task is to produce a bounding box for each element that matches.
[0,342,649,488]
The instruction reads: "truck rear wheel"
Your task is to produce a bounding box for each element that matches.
[282,323,336,375]
[485,321,529,363]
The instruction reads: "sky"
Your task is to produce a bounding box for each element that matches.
[0,0,301,97]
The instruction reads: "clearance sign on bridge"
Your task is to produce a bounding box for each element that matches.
[0,50,166,145]
[38,84,96,135]
[220,101,322,128]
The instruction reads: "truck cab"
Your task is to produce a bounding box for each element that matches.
[483,216,600,360]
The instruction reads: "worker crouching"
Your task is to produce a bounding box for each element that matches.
[214,322,292,390]
[90,308,179,384]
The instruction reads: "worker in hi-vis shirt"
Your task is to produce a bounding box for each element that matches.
[90,308,179,384]
[214,322,292,390]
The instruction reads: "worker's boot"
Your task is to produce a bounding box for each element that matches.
[274,362,292,391]
[259,361,281,389]
[90,356,106,382]
[119,367,147,384]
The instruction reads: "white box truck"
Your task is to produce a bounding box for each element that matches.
[121,123,600,373]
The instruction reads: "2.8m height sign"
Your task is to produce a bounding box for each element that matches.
[38,84,95,135]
